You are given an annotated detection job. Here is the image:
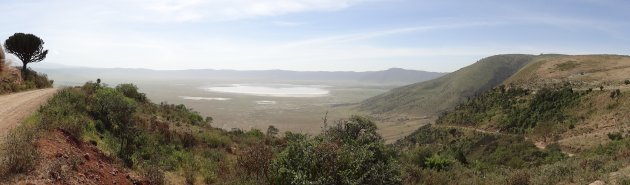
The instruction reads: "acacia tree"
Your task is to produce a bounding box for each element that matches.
[4,33,48,79]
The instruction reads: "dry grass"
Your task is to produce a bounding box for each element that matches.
[0,123,39,178]
[505,55,630,89]
[557,90,630,153]
[500,55,630,153]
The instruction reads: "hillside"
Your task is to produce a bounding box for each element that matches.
[395,54,630,184]
[1,82,402,185]
[505,54,630,89]
[358,54,542,116]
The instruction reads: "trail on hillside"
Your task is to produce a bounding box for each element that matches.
[0,88,57,140]
[436,124,577,156]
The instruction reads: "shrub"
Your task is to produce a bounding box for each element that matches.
[237,143,273,180]
[508,170,530,185]
[115,83,147,103]
[608,132,623,141]
[425,155,451,171]
[24,68,53,88]
[0,125,39,177]
[625,80,630,85]
[266,125,279,137]
[90,88,136,132]
[269,116,401,185]
[145,165,165,185]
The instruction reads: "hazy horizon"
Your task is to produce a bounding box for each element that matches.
[2,0,629,72]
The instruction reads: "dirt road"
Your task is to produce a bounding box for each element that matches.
[0,88,57,139]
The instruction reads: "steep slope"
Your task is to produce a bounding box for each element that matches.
[436,54,630,152]
[359,54,539,116]
[395,55,630,184]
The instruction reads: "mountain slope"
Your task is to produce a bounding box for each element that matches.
[395,54,630,152]
[358,54,541,116]
[504,54,630,89]
[395,54,630,184]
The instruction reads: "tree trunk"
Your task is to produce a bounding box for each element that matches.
[21,62,28,80]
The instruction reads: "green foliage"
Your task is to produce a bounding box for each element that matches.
[3,33,48,79]
[424,155,451,171]
[15,82,225,182]
[157,102,206,126]
[398,125,565,170]
[438,87,582,134]
[555,60,580,71]
[115,83,147,103]
[90,88,136,130]
[0,68,53,94]
[502,88,581,133]
[269,116,401,185]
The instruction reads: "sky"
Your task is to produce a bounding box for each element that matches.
[0,0,629,72]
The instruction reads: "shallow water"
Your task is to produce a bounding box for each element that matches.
[179,96,231,101]
[204,84,330,97]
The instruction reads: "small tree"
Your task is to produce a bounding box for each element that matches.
[625,80,630,85]
[266,125,279,137]
[4,33,48,79]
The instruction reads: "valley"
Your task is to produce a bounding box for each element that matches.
[2,1,629,183]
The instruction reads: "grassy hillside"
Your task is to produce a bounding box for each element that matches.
[358,54,540,116]
[505,55,630,89]
[396,55,630,184]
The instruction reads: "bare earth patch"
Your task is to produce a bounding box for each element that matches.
[0,88,58,141]
[6,129,147,185]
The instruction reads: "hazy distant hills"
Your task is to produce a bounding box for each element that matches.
[33,66,446,86]
[358,54,542,116]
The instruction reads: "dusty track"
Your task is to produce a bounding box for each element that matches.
[0,88,57,139]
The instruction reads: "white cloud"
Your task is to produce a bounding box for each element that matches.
[272,21,308,26]
[280,21,504,48]
[129,0,370,22]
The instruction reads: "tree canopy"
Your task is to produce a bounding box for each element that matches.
[4,33,48,78]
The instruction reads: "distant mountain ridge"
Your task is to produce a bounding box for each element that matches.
[358,54,544,116]
[34,66,446,86]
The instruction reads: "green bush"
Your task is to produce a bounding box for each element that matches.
[115,83,147,103]
[0,68,53,94]
[269,116,401,185]
[89,88,136,132]
[425,155,451,171]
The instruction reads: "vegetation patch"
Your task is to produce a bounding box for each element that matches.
[555,60,581,71]
[438,86,583,135]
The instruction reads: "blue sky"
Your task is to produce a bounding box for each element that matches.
[1,0,628,72]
